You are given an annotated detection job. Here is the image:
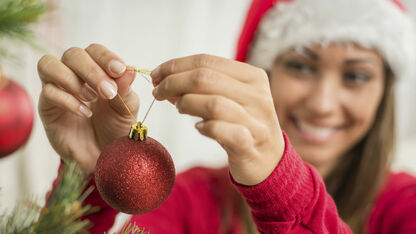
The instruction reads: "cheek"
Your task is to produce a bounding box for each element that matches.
[270,75,308,128]
[343,88,383,141]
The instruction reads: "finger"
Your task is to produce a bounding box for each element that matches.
[152,68,257,105]
[151,54,267,85]
[195,120,255,155]
[114,66,136,96]
[108,88,140,121]
[176,94,262,135]
[40,83,92,118]
[85,43,127,78]
[38,54,97,102]
[61,47,117,100]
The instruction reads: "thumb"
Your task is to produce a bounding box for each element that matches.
[109,89,140,122]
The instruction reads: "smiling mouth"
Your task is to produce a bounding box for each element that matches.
[293,118,340,143]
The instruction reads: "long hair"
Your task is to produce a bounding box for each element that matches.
[324,67,395,233]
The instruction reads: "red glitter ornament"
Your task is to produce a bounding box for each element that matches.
[95,135,175,215]
[0,77,34,158]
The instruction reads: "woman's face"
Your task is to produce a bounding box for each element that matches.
[270,43,385,176]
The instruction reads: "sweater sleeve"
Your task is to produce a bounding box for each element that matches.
[231,132,352,233]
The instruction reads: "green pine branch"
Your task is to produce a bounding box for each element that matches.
[0,0,46,58]
[0,199,39,234]
[0,0,46,40]
[32,161,98,234]
[0,161,97,234]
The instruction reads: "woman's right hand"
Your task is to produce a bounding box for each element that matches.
[37,44,140,173]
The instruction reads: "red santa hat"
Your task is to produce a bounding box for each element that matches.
[236,0,416,81]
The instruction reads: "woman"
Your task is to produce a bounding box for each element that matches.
[37,0,416,233]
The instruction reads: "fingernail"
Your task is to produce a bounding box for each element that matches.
[151,65,161,80]
[80,84,98,101]
[98,80,117,99]
[196,121,204,130]
[79,105,93,118]
[109,60,126,75]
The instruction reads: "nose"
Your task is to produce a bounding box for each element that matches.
[304,75,339,116]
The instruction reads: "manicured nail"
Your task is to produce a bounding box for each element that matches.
[79,105,93,118]
[109,60,126,75]
[98,80,117,99]
[196,121,204,130]
[80,84,97,101]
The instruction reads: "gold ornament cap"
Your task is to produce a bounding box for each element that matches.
[129,121,148,141]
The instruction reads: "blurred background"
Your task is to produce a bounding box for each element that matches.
[0,0,415,214]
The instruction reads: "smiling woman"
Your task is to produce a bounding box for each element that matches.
[37,0,416,233]
[271,43,393,230]
[271,44,386,176]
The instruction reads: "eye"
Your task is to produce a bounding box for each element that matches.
[284,61,315,74]
[343,72,371,85]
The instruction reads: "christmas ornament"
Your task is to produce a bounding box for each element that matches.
[95,133,175,215]
[0,76,34,158]
[95,68,175,215]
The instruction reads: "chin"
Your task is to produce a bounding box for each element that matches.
[295,145,338,168]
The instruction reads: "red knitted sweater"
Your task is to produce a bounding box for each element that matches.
[75,132,416,233]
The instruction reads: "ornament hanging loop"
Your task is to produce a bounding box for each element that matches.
[117,66,155,141]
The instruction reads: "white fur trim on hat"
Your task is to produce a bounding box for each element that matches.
[247,0,416,81]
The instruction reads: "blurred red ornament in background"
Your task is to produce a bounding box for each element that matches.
[0,77,34,158]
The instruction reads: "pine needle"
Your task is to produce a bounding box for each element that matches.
[118,222,149,234]
[0,161,98,234]
[0,0,46,58]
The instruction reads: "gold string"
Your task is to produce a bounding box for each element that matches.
[117,66,156,124]
[142,98,156,124]
[117,93,138,123]
[130,68,151,73]
[127,67,152,83]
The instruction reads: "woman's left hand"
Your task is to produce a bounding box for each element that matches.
[151,54,285,186]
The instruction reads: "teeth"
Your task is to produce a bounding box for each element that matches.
[296,120,335,139]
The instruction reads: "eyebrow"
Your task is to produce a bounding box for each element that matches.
[298,47,319,60]
[345,58,377,65]
[294,47,378,65]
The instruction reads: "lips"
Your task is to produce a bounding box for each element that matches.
[294,118,339,143]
